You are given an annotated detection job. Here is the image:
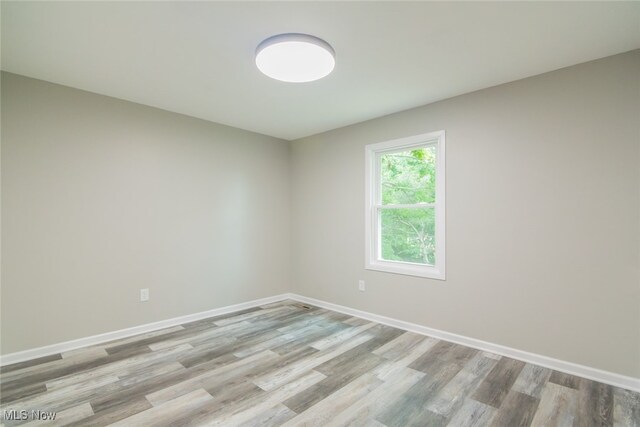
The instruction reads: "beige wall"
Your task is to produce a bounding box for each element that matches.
[1,72,291,354]
[291,51,640,377]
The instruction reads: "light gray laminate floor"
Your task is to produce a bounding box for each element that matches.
[1,300,638,426]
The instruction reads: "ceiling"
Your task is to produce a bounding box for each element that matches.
[2,2,639,141]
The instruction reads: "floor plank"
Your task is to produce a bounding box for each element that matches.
[548,370,581,390]
[326,366,425,426]
[471,357,526,408]
[109,388,214,427]
[282,372,383,426]
[447,398,496,427]
[376,361,462,426]
[512,364,552,399]
[530,382,577,427]
[489,390,539,426]
[574,379,614,427]
[0,354,63,375]
[613,387,640,427]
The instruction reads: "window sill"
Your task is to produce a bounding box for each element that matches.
[366,260,445,280]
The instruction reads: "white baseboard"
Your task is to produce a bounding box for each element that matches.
[286,293,640,393]
[0,294,289,367]
[2,291,638,393]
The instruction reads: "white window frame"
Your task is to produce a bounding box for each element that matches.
[365,130,446,280]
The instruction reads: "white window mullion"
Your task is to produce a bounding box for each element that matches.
[377,203,436,210]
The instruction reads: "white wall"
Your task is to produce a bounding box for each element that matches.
[291,51,640,378]
[1,72,291,354]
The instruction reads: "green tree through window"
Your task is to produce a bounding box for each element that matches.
[380,147,436,265]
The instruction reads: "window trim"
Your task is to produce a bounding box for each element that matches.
[364,130,446,280]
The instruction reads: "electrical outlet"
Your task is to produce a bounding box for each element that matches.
[140,288,150,302]
[358,280,365,292]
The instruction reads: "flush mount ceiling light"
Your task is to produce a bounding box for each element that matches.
[255,33,335,83]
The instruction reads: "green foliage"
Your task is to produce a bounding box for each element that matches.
[380,147,436,265]
[381,147,435,205]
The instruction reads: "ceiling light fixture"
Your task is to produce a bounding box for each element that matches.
[255,33,335,83]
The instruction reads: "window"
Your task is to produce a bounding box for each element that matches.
[365,131,445,279]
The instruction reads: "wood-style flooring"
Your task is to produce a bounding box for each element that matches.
[1,300,638,426]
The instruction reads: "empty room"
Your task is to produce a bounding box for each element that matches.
[1,1,639,426]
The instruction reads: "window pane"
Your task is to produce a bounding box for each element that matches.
[380,207,435,265]
[381,146,436,205]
